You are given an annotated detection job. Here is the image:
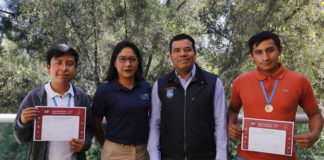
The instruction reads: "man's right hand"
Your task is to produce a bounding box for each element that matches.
[20,107,39,125]
[228,123,242,140]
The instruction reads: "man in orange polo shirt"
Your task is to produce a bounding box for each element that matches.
[227,31,323,160]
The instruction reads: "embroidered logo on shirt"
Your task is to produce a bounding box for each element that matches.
[163,87,175,99]
[140,93,150,100]
[283,89,289,93]
[166,89,174,98]
[165,87,176,99]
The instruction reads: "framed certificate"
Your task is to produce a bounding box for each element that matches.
[241,117,294,156]
[33,106,86,141]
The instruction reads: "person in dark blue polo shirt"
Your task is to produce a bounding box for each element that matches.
[92,41,151,160]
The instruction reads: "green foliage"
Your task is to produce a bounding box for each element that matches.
[86,140,101,159]
[198,0,323,105]
[0,123,28,160]
[0,38,48,113]
[0,0,322,159]
[295,123,324,160]
[228,137,240,159]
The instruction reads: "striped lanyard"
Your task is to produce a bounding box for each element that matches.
[52,93,72,107]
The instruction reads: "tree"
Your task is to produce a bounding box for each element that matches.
[198,0,323,102]
[0,0,322,159]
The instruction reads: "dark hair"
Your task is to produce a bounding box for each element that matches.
[169,34,196,53]
[106,40,144,82]
[46,44,79,65]
[248,31,281,54]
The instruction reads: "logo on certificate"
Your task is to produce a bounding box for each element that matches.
[44,109,50,114]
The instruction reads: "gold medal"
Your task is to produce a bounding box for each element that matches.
[265,104,273,113]
[260,79,279,113]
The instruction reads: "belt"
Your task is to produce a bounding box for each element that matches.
[123,142,145,146]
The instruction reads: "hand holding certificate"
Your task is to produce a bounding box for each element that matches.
[34,106,86,141]
[241,117,294,156]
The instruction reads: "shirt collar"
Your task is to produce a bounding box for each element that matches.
[175,64,196,81]
[254,63,286,80]
[44,82,74,98]
[112,80,140,91]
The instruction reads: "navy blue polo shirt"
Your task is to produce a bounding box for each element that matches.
[92,80,151,144]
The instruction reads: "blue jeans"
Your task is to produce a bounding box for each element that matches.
[234,155,247,160]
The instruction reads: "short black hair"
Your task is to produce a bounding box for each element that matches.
[46,44,79,65]
[106,40,144,82]
[248,31,281,54]
[169,34,196,53]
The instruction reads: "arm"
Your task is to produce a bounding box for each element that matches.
[294,77,324,148]
[13,93,38,143]
[70,91,94,152]
[84,99,94,151]
[69,101,94,152]
[227,103,243,140]
[294,107,324,148]
[213,79,228,160]
[80,94,94,151]
[147,81,161,160]
[69,138,85,152]
[94,116,105,148]
[227,78,243,141]
[91,86,107,148]
[20,107,40,124]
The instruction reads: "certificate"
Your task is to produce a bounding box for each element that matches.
[33,106,86,141]
[241,117,294,156]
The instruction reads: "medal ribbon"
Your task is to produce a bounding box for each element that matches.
[260,79,279,105]
[52,93,72,107]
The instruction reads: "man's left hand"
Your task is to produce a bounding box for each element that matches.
[69,138,85,152]
[294,133,318,148]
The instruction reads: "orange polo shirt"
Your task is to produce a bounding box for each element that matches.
[231,64,317,160]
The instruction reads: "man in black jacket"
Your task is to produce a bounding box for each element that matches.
[147,34,228,160]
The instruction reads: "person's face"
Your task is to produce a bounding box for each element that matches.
[250,39,282,75]
[114,47,139,80]
[46,55,76,85]
[169,39,196,73]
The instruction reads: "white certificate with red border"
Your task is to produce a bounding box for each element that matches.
[33,106,86,141]
[241,117,294,156]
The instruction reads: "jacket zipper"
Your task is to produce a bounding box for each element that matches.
[184,91,187,160]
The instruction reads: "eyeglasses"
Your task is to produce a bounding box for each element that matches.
[117,56,138,63]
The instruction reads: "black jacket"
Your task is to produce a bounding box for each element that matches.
[158,65,218,160]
